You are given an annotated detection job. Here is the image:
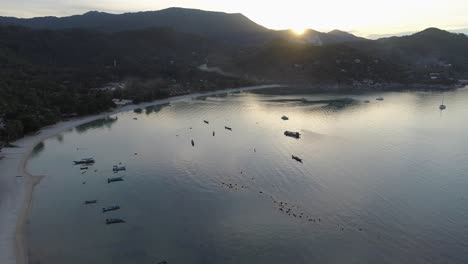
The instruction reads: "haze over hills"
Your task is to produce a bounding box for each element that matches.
[348,28,468,72]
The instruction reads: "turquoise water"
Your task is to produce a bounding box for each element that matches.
[27,88,468,264]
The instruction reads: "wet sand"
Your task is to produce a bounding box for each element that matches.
[0,84,282,264]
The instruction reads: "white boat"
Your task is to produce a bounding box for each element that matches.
[439,96,447,110]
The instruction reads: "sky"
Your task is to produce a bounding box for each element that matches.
[1,0,467,37]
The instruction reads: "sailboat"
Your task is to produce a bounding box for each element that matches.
[439,96,447,110]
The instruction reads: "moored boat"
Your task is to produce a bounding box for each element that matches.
[292,155,303,163]
[281,116,289,120]
[112,165,126,172]
[107,177,124,183]
[73,158,95,165]
[284,131,300,139]
[102,206,121,213]
[106,218,125,225]
[439,96,447,110]
[84,200,97,204]
[225,126,232,131]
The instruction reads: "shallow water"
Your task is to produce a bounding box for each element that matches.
[28,88,468,264]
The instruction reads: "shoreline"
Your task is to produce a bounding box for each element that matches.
[0,84,282,264]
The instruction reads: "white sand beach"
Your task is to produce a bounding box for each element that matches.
[0,84,281,264]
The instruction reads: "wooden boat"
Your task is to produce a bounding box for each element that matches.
[102,206,121,213]
[292,155,303,163]
[73,158,95,165]
[107,177,124,183]
[284,131,300,139]
[112,165,126,172]
[106,218,125,225]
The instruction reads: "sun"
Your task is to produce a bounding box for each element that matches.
[292,28,307,35]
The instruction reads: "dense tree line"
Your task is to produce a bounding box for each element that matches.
[0,26,251,142]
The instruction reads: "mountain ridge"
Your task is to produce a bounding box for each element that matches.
[0,7,364,45]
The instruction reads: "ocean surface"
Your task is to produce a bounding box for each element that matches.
[27,87,468,264]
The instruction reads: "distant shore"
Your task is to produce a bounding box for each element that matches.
[0,84,282,264]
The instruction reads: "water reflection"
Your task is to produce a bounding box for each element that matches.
[27,88,468,264]
[75,116,118,133]
[55,134,64,143]
[144,103,170,115]
[30,141,45,158]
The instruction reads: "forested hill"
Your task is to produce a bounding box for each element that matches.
[0,8,366,46]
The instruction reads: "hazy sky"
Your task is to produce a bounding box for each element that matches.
[1,0,467,37]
